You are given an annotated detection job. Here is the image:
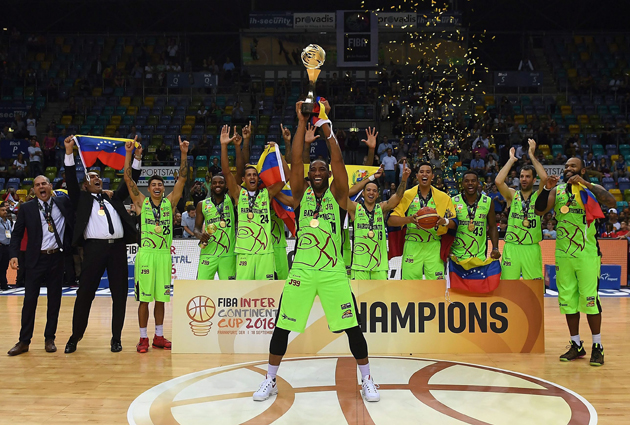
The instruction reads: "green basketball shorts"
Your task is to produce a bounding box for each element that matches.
[134,250,172,303]
[274,246,289,281]
[198,254,236,280]
[401,240,445,280]
[500,243,543,280]
[276,268,358,333]
[350,269,388,280]
[556,256,602,315]
[236,252,275,280]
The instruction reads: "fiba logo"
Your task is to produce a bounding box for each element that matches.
[128,356,597,425]
[186,296,216,336]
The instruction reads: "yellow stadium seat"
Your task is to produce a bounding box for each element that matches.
[264,87,274,96]
[35,53,45,62]
[574,35,583,44]
[124,45,133,54]
[539,144,550,155]
[569,124,581,134]
[580,52,590,62]
[578,114,589,124]
[224,106,233,116]
[610,189,622,202]
[62,45,71,54]
[110,116,122,125]
[185,116,196,126]
[144,97,154,107]
[561,105,572,115]
[567,69,577,78]
[484,95,495,106]
[475,105,485,115]
[611,155,619,162]
[514,115,525,124]
[92,87,103,97]
[126,106,137,115]
[61,115,73,125]
[16,189,27,202]
[41,61,50,70]
[181,125,192,135]
[116,62,126,71]
[120,96,131,106]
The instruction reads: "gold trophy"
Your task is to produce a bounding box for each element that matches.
[301,44,326,115]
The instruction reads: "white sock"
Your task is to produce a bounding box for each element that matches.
[267,364,279,380]
[358,363,371,380]
[140,327,148,338]
[592,334,602,346]
[156,324,164,337]
[570,334,581,346]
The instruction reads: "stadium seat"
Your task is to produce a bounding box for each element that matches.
[610,189,623,202]
[6,178,20,191]
[602,177,615,190]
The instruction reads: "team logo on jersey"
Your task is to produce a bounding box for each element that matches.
[340,303,351,309]
[341,309,353,319]
[281,313,296,322]
[239,260,247,266]
[456,204,464,210]
[502,260,512,266]
[586,296,596,308]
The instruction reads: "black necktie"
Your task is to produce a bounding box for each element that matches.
[97,194,115,235]
[44,201,63,251]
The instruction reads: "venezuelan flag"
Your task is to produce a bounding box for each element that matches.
[448,256,502,293]
[572,183,604,227]
[255,144,296,236]
[73,135,137,170]
[310,97,332,128]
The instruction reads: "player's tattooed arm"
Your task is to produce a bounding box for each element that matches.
[382,160,410,213]
[124,140,145,208]
[168,136,189,208]
[589,184,617,208]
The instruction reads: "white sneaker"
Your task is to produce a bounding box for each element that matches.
[362,375,380,402]
[253,375,278,401]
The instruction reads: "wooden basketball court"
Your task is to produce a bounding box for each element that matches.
[0,295,627,424]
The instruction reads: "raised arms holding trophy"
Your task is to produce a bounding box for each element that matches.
[301,44,326,115]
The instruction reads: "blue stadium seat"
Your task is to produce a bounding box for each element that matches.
[7,178,20,191]
[602,177,615,191]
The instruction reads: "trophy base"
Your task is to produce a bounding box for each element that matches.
[301,102,316,115]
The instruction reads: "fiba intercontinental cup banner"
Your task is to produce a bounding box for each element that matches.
[172,279,544,355]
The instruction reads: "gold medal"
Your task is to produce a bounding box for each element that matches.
[198,241,208,248]
[155,225,162,233]
[310,218,320,228]
[560,205,569,214]
[367,230,375,238]
[219,220,227,228]
[468,222,475,231]
[206,224,217,234]
[247,212,254,220]
[523,219,530,227]
[48,224,54,233]
[98,209,106,216]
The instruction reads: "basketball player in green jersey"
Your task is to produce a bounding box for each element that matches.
[124,137,188,353]
[495,138,548,280]
[193,174,236,280]
[254,101,380,403]
[535,157,616,366]
[219,125,285,280]
[389,162,458,279]
[347,162,410,279]
[451,170,501,261]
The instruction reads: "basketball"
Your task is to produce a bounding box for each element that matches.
[415,207,440,229]
[186,296,216,323]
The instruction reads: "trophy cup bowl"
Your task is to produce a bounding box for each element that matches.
[301,44,326,115]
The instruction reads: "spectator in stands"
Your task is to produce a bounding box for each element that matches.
[382,149,397,184]
[543,220,557,239]
[377,136,393,161]
[474,133,490,148]
[608,208,621,230]
[167,38,179,58]
[114,71,125,88]
[346,130,360,165]
[601,223,617,238]
[102,66,113,87]
[54,172,66,190]
[613,154,629,180]
[144,62,154,86]
[232,102,245,124]
[26,113,37,137]
[486,154,498,178]
[156,142,171,165]
[498,218,508,238]
[488,184,505,213]
[173,212,183,238]
[181,205,196,238]
[1,125,10,140]
[131,62,143,88]
[598,157,611,176]
[28,138,43,177]
[473,141,489,160]
[616,221,629,239]
[127,126,143,147]
[196,106,208,124]
[554,152,567,165]
[209,157,221,177]
[12,115,27,139]
[190,181,206,207]
[0,202,12,291]
[210,103,222,123]
[223,57,235,81]
[509,124,522,147]
[43,130,56,167]
[470,152,485,174]
[508,170,519,189]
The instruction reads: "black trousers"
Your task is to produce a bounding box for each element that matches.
[15,250,26,286]
[19,251,64,343]
[0,244,10,288]
[70,239,128,342]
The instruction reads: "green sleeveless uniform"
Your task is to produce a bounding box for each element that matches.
[451,194,492,261]
[276,187,358,333]
[197,195,236,280]
[235,187,275,280]
[135,197,173,303]
[401,189,445,280]
[501,190,543,280]
[351,202,388,280]
[271,211,289,280]
[343,227,352,276]
[553,184,601,315]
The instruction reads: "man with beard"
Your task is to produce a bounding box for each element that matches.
[388,162,458,279]
[346,162,410,280]
[253,101,380,403]
[451,171,501,262]
[535,157,616,366]
[495,138,548,280]
[124,137,189,353]
[194,174,236,280]
[219,125,285,280]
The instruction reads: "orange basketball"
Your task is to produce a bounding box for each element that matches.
[415,207,440,229]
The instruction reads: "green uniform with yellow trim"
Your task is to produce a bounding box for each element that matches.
[451,193,491,261]
[235,187,275,280]
[501,190,543,280]
[276,187,358,333]
[271,211,289,280]
[135,197,173,303]
[351,202,388,280]
[198,195,236,280]
[554,184,601,315]
[400,190,445,279]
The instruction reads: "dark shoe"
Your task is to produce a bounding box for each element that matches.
[45,339,57,353]
[560,340,586,361]
[0,285,9,291]
[64,340,77,354]
[590,343,604,366]
[111,339,122,353]
[7,341,29,356]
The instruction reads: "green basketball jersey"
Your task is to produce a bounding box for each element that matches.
[451,193,491,260]
[235,187,273,255]
[139,197,173,252]
[554,184,598,259]
[271,210,287,248]
[293,187,345,272]
[200,195,236,257]
[505,190,542,245]
[352,203,388,272]
[405,190,441,244]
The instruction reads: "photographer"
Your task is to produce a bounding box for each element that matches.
[190,180,207,207]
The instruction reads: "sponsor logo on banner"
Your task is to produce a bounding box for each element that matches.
[294,12,336,29]
[249,12,293,29]
[138,166,179,186]
[376,12,417,29]
[417,12,462,27]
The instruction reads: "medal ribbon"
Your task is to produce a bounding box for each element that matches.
[313,191,325,220]
[212,196,226,223]
[521,192,531,222]
[38,200,54,230]
[417,188,432,208]
[565,185,575,211]
[464,194,480,227]
[150,198,162,228]
[247,190,259,217]
[360,200,375,232]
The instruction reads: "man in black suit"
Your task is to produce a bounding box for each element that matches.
[63,136,142,353]
[7,175,74,356]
